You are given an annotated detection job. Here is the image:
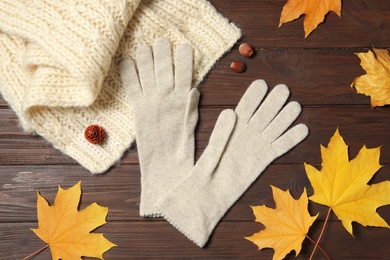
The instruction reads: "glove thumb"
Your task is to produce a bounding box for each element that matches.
[195,109,236,174]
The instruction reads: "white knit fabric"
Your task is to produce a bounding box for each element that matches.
[157,80,309,247]
[0,0,241,173]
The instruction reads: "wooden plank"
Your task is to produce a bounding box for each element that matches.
[196,106,390,164]
[0,52,361,110]
[2,220,390,259]
[3,107,390,164]
[0,109,138,165]
[0,48,383,109]
[0,165,141,222]
[201,48,371,107]
[1,164,389,223]
[212,0,390,48]
[0,48,379,108]
[0,96,8,108]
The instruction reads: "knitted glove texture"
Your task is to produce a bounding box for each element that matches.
[157,79,309,247]
[120,38,199,217]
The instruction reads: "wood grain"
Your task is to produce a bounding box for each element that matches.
[215,0,390,48]
[2,221,390,259]
[1,0,390,259]
[3,108,390,164]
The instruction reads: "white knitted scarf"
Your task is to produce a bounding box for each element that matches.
[0,0,241,173]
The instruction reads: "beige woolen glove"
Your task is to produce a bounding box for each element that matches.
[157,79,309,247]
[119,38,199,217]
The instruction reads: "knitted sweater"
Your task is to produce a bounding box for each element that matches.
[0,0,241,173]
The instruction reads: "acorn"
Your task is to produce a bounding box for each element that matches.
[230,61,246,73]
[239,43,254,58]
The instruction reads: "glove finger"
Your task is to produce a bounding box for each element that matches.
[249,84,290,133]
[195,109,236,174]
[136,44,157,95]
[174,43,193,92]
[153,38,174,94]
[180,88,201,161]
[184,88,201,135]
[119,59,142,99]
[261,101,302,142]
[235,79,268,124]
[270,123,308,158]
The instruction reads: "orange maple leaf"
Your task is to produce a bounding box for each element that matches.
[245,186,318,260]
[30,181,116,259]
[279,0,342,38]
[351,48,390,107]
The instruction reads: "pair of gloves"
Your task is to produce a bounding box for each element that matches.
[119,38,308,247]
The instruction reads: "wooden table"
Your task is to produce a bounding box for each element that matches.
[1,0,390,259]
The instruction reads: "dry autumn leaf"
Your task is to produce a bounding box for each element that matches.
[245,186,318,260]
[279,0,342,38]
[305,128,390,235]
[29,181,116,260]
[351,48,390,107]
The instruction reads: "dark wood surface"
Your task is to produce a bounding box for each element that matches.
[1,0,390,259]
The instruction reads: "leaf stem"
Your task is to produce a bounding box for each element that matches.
[310,207,332,260]
[306,235,330,260]
[23,244,49,260]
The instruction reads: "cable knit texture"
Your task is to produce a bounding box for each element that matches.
[0,0,241,173]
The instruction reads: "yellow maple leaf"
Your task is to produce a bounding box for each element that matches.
[245,186,318,260]
[31,181,116,259]
[279,0,342,38]
[351,48,390,107]
[305,128,390,235]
